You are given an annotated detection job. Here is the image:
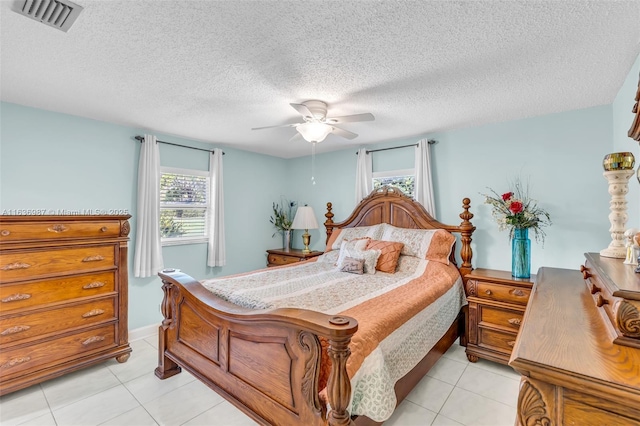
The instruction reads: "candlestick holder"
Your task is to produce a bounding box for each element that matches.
[600,169,635,258]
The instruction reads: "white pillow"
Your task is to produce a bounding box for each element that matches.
[336,240,381,274]
[380,223,439,259]
[330,224,384,251]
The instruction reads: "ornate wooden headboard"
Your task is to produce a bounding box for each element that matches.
[324,186,476,275]
[629,71,640,141]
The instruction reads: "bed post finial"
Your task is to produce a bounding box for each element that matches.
[459,198,476,276]
[325,202,335,245]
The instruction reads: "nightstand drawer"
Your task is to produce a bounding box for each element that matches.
[267,253,298,266]
[479,305,523,331]
[476,282,531,305]
[478,328,517,354]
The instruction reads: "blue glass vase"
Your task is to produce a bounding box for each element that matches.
[511,228,531,279]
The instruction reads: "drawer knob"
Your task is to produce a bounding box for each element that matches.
[596,294,609,308]
[1,293,31,303]
[590,284,601,295]
[0,230,10,236]
[100,227,108,232]
[82,336,106,346]
[2,356,31,369]
[0,325,31,336]
[82,255,105,262]
[47,224,68,233]
[484,289,492,295]
[507,341,516,347]
[511,289,526,297]
[82,309,105,318]
[507,318,521,326]
[83,281,106,290]
[1,262,31,271]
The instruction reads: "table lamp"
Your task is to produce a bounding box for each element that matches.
[291,205,319,253]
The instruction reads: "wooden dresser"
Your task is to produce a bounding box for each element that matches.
[510,265,640,425]
[0,215,132,396]
[463,268,534,365]
[266,248,323,267]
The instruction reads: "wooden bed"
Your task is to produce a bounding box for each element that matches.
[155,187,475,426]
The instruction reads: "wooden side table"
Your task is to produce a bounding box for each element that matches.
[463,268,534,365]
[266,248,323,267]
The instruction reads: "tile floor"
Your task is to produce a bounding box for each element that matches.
[0,334,520,426]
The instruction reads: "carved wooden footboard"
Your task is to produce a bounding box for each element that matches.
[155,269,358,426]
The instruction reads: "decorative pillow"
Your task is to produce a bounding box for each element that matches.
[380,224,455,264]
[365,240,404,273]
[336,241,381,274]
[326,224,384,252]
[424,229,456,265]
[339,257,365,274]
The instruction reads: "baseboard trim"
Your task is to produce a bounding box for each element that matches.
[129,323,159,342]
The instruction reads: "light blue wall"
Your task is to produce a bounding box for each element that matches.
[289,105,613,274]
[0,102,289,329]
[612,52,640,226]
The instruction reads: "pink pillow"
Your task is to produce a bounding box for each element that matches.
[366,240,404,273]
[425,229,456,265]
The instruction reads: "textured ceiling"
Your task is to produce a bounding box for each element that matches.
[1,1,639,159]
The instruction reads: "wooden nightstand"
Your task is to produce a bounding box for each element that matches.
[463,268,535,365]
[266,248,323,267]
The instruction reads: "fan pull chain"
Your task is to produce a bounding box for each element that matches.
[311,142,316,185]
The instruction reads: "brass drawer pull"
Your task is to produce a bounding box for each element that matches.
[1,293,31,303]
[590,284,601,295]
[83,281,105,290]
[507,341,516,347]
[596,294,609,308]
[0,230,10,236]
[48,224,68,233]
[82,336,106,346]
[511,289,526,297]
[1,262,31,271]
[2,356,31,369]
[484,289,492,295]
[0,325,31,336]
[507,318,521,326]
[82,255,105,262]
[82,309,105,318]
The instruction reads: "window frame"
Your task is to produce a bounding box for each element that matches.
[159,166,210,247]
[372,168,416,198]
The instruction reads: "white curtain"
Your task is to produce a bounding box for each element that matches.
[207,150,226,267]
[414,139,436,218]
[133,134,164,277]
[355,148,372,203]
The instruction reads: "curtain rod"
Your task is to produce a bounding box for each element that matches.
[356,140,437,155]
[134,136,224,155]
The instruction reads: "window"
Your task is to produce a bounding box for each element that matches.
[160,167,209,245]
[372,168,415,198]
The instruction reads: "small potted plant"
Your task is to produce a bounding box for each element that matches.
[270,199,297,250]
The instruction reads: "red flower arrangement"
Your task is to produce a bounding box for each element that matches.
[483,180,551,244]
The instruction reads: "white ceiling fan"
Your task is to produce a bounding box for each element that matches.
[251,100,375,143]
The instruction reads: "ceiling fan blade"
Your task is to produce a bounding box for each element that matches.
[326,113,375,124]
[290,103,314,119]
[331,125,358,140]
[251,123,300,131]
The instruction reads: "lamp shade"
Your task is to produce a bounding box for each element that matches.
[291,206,319,230]
[296,122,332,143]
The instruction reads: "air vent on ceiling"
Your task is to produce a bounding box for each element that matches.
[12,0,83,32]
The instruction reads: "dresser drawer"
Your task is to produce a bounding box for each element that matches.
[476,281,530,305]
[0,245,116,282]
[0,297,116,345]
[0,220,121,242]
[478,328,517,354]
[267,253,298,266]
[0,324,116,379]
[479,305,524,331]
[0,271,115,312]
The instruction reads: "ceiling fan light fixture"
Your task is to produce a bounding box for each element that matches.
[296,122,333,143]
